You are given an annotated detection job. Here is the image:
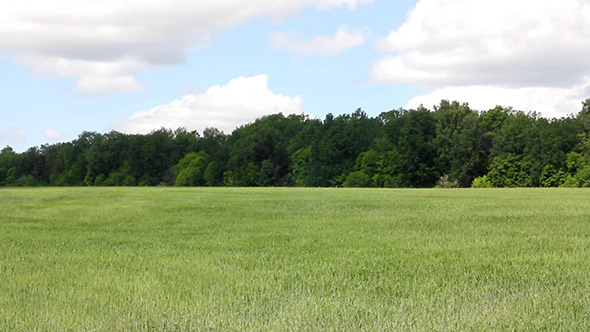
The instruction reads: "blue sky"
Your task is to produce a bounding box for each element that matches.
[2,0,590,151]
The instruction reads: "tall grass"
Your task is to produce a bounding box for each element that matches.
[1,188,589,330]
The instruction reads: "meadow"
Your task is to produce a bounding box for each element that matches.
[0,187,589,330]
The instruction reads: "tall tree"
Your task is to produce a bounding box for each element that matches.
[433,100,481,187]
[307,109,379,186]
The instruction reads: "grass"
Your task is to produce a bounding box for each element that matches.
[0,187,589,330]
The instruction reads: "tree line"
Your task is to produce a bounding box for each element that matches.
[3,99,590,188]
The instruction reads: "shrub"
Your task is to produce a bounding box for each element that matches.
[471,175,493,188]
[343,171,371,188]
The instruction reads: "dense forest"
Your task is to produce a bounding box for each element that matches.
[3,99,590,188]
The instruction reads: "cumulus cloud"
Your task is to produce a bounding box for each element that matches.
[270,25,368,56]
[0,123,27,146]
[115,75,306,134]
[317,0,374,10]
[405,83,590,118]
[44,129,66,141]
[0,0,372,93]
[374,0,590,116]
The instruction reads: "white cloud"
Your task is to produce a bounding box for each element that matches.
[405,83,590,118]
[0,123,27,146]
[317,0,374,10]
[115,75,307,134]
[44,129,66,141]
[270,25,368,56]
[0,0,373,93]
[374,0,590,116]
[374,0,590,88]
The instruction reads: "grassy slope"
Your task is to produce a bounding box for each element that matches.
[0,187,589,330]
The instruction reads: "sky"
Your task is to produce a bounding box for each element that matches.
[1,0,590,152]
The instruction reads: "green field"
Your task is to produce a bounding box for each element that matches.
[1,188,589,330]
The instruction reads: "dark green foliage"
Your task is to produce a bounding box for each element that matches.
[560,133,590,187]
[0,147,21,186]
[306,109,380,186]
[173,151,209,186]
[2,99,590,187]
[365,107,439,188]
[225,113,308,186]
[434,101,482,186]
[487,154,533,187]
[343,170,371,188]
